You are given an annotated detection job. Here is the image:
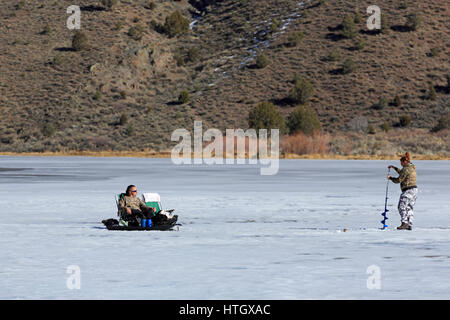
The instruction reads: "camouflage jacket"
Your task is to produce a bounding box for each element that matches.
[390,163,417,191]
[118,195,149,215]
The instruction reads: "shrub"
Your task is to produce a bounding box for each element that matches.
[381,121,391,132]
[392,94,402,107]
[406,12,421,31]
[429,48,439,57]
[289,77,315,104]
[342,58,356,74]
[287,31,304,47]
[125,125,135,136]
[327,50,340,62]
[186,47,200,63]
[248,102,286,135]
[354,38,365,50]
[163,11,189,37]
[427,82,437,100]
[354,13,363,24]
[280,131,329,155]
[178,90,190,104]
[399,1,409,9]
[287,105,322,136]
[175,49,200,67]
[119,113,128,125]
[0,135,14,145]
[374,97,388,110]
[399,115,411,127]
[432,115,450,132]
[15,1,25,10]
[72,31,88,51]
[174,49,184,66]
[42,24,51,35]
[341,14,358,39]
[255,53,270,69]
[150,20,163,33]
[380,14,389,33]
[93,91,102,100]
[128,24,144,40]
[173,46,200,67]
[52,54,63,66]
[43,123,56,137]
[146,1,156,10]
[270,19,280,33]
[367,125,376,134]
[101,0,118,11]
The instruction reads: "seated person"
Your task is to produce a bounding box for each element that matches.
[118,185,172,225]
[118,185,156,224]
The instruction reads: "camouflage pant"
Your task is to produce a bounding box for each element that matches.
[123,208,152,222]
[398,188,418,226]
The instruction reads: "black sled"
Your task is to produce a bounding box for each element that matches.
[102,217,178,231]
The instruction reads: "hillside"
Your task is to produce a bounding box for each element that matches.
[0,0,448,155]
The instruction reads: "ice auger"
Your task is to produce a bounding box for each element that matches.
[381,168,390,230]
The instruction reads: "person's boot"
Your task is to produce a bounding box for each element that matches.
[397,222,412,230]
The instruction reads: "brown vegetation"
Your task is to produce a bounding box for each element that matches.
[281,131,329,155]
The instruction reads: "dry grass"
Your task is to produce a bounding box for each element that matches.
[2,129,448,160]
[1,151,448,160]
[0,150,173,158]
[281,131,330,155]
[329,128,450,156]
[282,153,450,160]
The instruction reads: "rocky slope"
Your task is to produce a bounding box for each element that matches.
[0,0,448,153]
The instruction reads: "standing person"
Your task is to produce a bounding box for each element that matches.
[387,152,418,230]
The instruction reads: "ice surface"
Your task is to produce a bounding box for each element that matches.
[0,157,449,299]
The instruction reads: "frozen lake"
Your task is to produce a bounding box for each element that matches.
[0,156,449,299]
